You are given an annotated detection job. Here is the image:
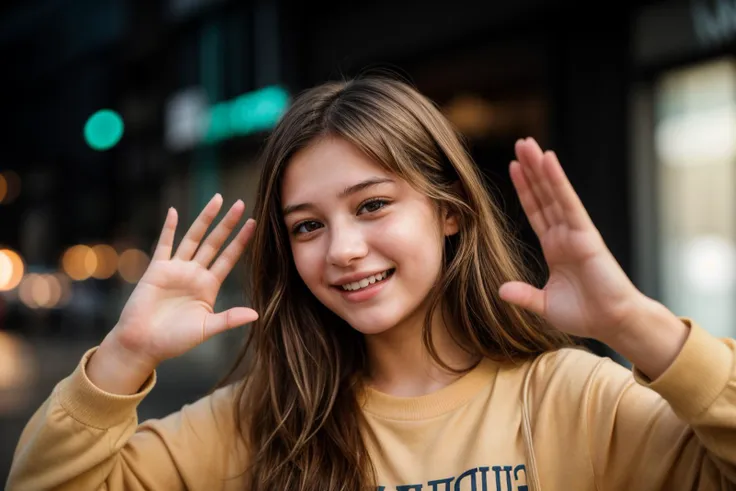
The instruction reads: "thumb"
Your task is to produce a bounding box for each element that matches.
[202,307,259,342]
[498,281,546,316]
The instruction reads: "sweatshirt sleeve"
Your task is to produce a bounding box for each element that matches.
[6,347,248,491]
[584,318,736,490]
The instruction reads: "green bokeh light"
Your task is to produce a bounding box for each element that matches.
[84,109,124,151]
[229,86,289,134]
[201,86,290,144]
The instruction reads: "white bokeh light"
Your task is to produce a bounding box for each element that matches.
[684,235,736,292]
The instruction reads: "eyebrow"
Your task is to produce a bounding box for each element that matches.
[282,177,395,216]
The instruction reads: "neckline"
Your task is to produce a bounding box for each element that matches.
[359,357,498,420]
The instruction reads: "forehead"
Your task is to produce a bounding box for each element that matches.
[281,137,392,202]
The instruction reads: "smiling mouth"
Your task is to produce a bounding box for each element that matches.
[338,268,395,292]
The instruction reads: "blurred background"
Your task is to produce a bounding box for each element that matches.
[1,0,736,482]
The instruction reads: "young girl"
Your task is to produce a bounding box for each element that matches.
[7,77,736,491]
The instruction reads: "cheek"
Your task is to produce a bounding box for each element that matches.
[374,209,444,272]
[291,240,326,287]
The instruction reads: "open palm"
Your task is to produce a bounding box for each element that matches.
[499,138,642,340]
[113,194,258,365]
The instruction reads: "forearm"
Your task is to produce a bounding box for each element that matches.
[7,348,155,491]
[9,406,135,491]
[601,295,689,381]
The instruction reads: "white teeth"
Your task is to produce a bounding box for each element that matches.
[340,270,391,291]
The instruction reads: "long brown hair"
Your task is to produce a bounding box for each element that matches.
[219,76,572,490]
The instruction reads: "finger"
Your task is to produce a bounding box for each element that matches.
[522,138,565,224]
[193,199,246,267]
[515,139,553,226]
[498,281,546,317]
[516,138,564,225]
[202,307,259,342]
[153,208,178,261]
[174,194,224,261]
[543,151,594,230]
[510,160,548,237]
[210,218,256,283]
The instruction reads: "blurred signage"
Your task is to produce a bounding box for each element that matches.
[167,0,225,20]
[165,85,290,152]
[165,88,208,151]
[692,0,736,46]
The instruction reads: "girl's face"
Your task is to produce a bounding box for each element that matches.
[281,136,458,335]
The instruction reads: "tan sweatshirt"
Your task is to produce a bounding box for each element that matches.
[6,318,736,490]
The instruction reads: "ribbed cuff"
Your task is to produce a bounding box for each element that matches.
[633,318,733,421]
[57,346,157,429]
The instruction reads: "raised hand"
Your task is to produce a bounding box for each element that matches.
[498,138,644,341]
[88,194,258,394]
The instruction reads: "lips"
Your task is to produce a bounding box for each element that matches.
[333,268,395,303]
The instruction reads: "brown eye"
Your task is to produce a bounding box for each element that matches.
[358,199,388,214]
[293,220,322,235]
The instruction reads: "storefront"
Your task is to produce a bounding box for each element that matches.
[629,0,736,338]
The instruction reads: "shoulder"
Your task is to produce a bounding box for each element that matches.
[139,382,243,449]
[520,347,636,412]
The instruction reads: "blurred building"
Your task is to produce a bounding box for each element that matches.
[1,0,736,479]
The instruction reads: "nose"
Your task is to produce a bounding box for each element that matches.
[326,221,368,267]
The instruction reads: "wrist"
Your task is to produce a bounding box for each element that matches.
[596,292,654,347]
[87,332,158,395]
[601,295,689,380]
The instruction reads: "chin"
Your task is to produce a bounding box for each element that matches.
[340,307,412,336]
[313,282,426,337]
[348,319,397,336]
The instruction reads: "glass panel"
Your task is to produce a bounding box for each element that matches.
[653,57,736,338]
